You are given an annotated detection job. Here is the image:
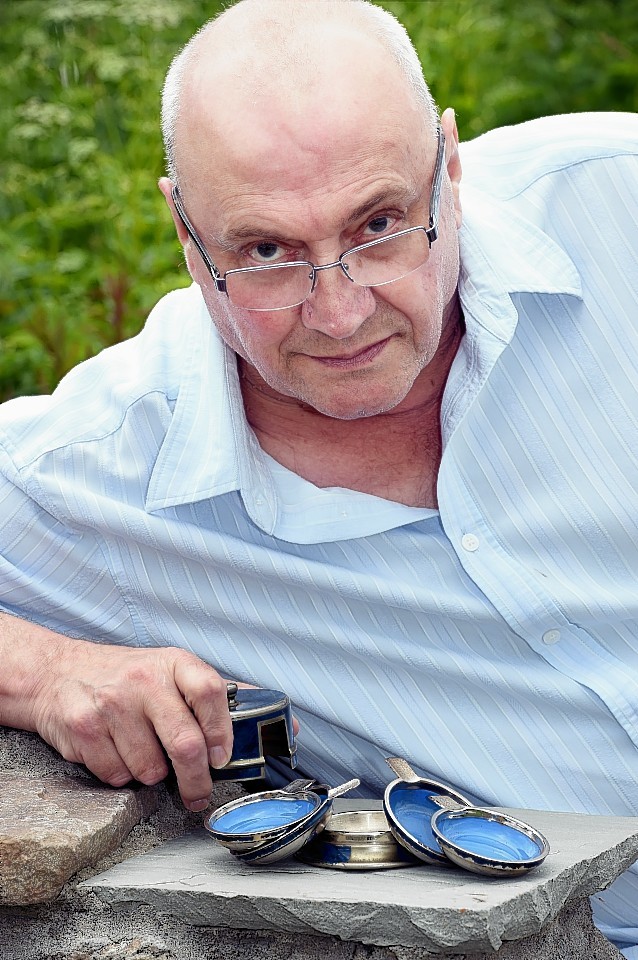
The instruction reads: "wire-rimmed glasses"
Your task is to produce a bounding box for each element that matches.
[172,126,445,312]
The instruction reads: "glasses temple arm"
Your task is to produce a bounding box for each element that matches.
[426,125,446,245]
[171,185,227,292]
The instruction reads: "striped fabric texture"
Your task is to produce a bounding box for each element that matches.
[1,112,637,953]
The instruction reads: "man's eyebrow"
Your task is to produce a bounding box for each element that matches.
[342,185,420,229]
[214,226,289,250]
[212,184,421,249]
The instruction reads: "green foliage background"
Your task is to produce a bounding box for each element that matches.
[1,0,636,400]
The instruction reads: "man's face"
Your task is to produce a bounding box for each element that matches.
[164,34,462,420]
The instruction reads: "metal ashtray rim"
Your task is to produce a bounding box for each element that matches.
[205,788,322,847]
[320,809,396,844]
[298,807,416,870]
[431,806,551,876]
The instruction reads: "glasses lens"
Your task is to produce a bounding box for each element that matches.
[342,230,430,287]
[225,262,314,311]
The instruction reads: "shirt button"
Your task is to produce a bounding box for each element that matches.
[461,533,480,552]
[542,629,561,645]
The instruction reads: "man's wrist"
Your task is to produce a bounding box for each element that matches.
[0,613,77,732]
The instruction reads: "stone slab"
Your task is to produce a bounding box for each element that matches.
[0,774,158,905]
[83,805,638,954]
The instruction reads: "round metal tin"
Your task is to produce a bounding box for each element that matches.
[431,807,550,877]
[383,777,473,865]
[299,809,417,870]
[214,685,297,782]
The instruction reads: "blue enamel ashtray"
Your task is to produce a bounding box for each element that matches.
[205,778,361,865]
[383,775,473,865]
[383,757,550,877]
[209,793,318,843]
[431,806,550,877]
[212,683,297,782]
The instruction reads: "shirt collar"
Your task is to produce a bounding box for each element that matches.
[143,286,431,538]
[459,183,582,312]
[144,285,276,517]
[438,185,584,445]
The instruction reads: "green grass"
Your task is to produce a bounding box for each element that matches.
[1,0,636,400]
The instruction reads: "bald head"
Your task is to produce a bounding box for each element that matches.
[161,0,438,187]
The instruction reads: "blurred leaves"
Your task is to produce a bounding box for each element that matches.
[0,0,209,400]
[387,0,638,139]
[0,0,636,400]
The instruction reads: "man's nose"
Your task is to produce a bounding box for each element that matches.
[300,264,376,338]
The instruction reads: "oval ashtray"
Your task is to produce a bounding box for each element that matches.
[299,808,417,870]
[205,778,360,865]
[207,793,318,845]
[431,806,550,877]
[383,775,472,866]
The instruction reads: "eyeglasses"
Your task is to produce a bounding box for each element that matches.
[172,126,445,312]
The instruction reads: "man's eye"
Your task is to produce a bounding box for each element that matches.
[251,242,283,263]
[364,215,392,236]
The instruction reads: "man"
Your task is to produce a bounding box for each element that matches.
[1,0,637,952]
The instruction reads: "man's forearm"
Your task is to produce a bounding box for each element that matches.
[0,611,78,732]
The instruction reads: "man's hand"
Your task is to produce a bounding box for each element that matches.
[0,614,232,811]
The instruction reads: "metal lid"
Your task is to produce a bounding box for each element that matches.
[226,683,289,719]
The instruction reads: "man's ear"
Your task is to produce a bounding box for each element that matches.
[158,176,200,278]
[158,177,189,244]
[440,107,462,229]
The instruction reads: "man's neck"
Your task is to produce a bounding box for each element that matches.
[239,304,464,509]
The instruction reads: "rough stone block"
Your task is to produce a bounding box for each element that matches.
[0,775,158,905]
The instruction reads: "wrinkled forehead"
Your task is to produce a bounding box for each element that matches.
[175,19,433,207]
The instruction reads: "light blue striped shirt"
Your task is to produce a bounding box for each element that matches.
[1,112,638,953]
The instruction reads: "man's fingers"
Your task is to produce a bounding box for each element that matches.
[35,642,262,813]
[53,711,135,788]
[172,654,234,769]
[129,651,232,810]
[151,704,213,810]
[62,667,171,789]
[85,748,134,788]
[111,717,170,787]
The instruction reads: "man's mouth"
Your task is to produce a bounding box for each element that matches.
[307,336,393,369]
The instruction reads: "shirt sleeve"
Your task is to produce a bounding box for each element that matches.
[0,441,137,643]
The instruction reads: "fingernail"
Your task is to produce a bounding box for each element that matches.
[189,797,211,813]
[209,746,229,769]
